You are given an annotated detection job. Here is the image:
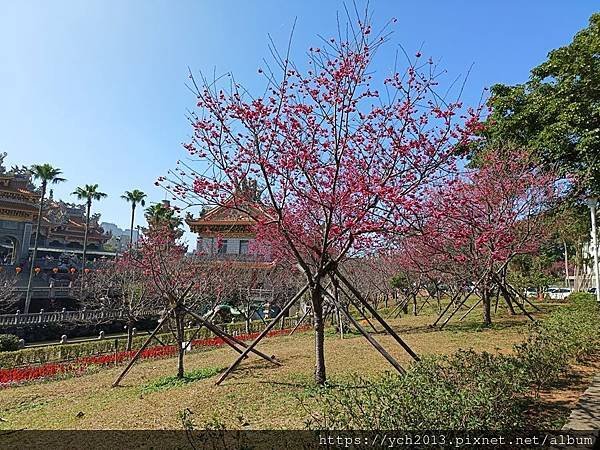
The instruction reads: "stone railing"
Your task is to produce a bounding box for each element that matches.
[0,308,160,326]
[15,286,75,299]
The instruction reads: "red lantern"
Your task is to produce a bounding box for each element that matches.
[15,267,22,274]
[52,268,59,273]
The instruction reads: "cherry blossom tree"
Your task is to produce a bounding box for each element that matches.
[400,148,561,326]
[111,225,281,385]
[80,256,159,350]
[109,225,213,380]
[162,11,480,384]
[342,255,398,309]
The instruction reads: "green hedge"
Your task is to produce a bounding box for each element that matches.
[0,316,300,369]
[301,296,600,430]
[0,334,20,352]
[301,350,529,430]
[515,295,600,394]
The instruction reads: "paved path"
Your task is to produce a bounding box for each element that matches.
[563,374,600,430]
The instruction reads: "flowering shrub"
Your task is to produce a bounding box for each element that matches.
[301,350,529,430]
[515,296,600,394]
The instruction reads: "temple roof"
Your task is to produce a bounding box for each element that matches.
[186,199,273,235]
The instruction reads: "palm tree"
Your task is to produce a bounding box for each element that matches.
[25,164,66,313]
[145,202,183,231]
[72,184,107,285]
[121,190,147,249]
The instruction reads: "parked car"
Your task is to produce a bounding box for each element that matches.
[524,288,538,298]
[547,287,572,300]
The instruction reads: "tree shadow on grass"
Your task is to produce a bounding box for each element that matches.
[525,358,600,428]
[392,317,528,335]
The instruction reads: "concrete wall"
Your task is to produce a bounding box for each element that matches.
[197,236,251,255]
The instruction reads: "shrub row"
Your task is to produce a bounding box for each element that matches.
[515,293,600,394]
[0,316,299,369]
[0,325,311,385]
[301,294,600,430]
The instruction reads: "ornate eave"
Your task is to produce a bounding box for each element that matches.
[0,207,35,222]
[186,198,274,238]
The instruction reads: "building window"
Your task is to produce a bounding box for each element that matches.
[239,240,249,255]
[217,239,228,254]
[0,220,18,230]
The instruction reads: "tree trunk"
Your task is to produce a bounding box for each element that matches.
[176,310,185,378]
[80,200,91,299]
[563,240,570,289]
[126,320,134,351]
[311,283,326,385]
[482,286,492,326]
[130,204,136,249]
[25,182,47,313]
[412,294,418,316]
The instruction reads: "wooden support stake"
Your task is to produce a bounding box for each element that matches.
[112,308,172,387]
[459,298,482,321]
[289,307,311,336]
[439,278,485,330]
[336,282,380,333]
[147,329,167,347]
[416,294,432,315]
[504,281,541,312]
[432,288,463,326]
[334,269,420,362]
[392,296,412,318]
[215,283,309,386]
[322,285,405,375]
[183,323,205,351]
[493,277,535,322]
[183,306,281,366]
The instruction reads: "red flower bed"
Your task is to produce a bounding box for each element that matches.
[0,325,311,386]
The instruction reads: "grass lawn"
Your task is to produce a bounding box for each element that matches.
[0,302,593,430]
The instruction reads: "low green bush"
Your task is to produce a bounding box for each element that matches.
[0,334,20,352]
[301,296,600,430]
[300,350,529,430]
[515,296,600,394]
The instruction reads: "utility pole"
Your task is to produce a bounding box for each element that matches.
[586,198,600,303]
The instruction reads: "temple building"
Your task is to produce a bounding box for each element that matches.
[33,199,113,268]
[184,180,273,262]
[0,153,113,269]
[186,201,272,261]
[186,195,294,318]
[0,156,38,265]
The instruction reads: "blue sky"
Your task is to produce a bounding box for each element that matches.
[1,1,597,245]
